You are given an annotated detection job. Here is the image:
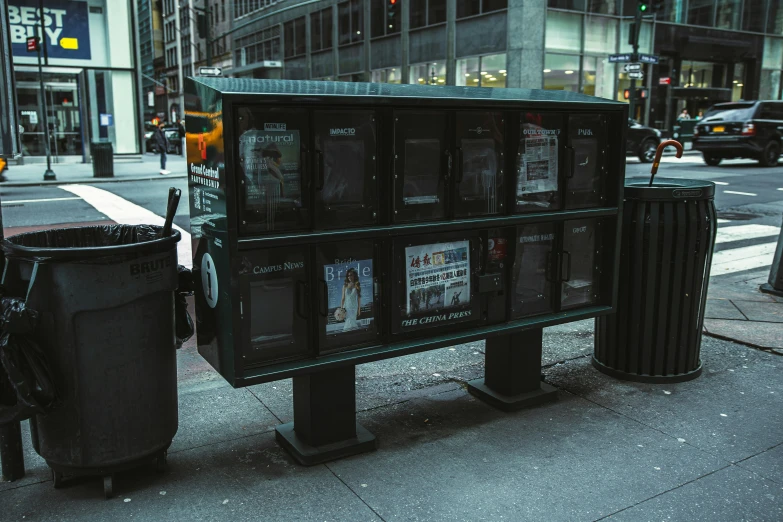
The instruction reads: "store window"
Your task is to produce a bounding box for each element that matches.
[687,0,714,27]
[584,16,616,54]
[235,26,280,67]
[715,0,741,30]
[457,0,507,19]
[545,11,582,53]
[732,63,745,101]
[339,0,364,45]
[411,0,446,29]
[284,17,306,58]
[371,67,402,83]
[371,0,401,37]
[543,54,580,92]
[456,54,506,87]
[311,8,333,52]
[680,61,718,89]
[410,62,447,85]
[587,0,617,15]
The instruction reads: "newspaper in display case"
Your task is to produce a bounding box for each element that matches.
[239,126,303,229]
[324,258,375,335]
[518,126,559,200]
[405,241,470,318]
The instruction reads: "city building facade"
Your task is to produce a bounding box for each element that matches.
[8,0,143,161]
[137,0,165,122]
[222,0,783,132]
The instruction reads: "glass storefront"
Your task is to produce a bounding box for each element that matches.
[456,54,507,88]
[410,62,447,85]
[371,67,402,83]
[543,54,580,92]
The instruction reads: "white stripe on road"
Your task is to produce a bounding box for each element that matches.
[711,242,776,275]
[58,185,192,267]
[778,188,783,191]
[717,219,731,223]
[715,224,781,244]
[1,197,82,205]
[712,181,729,185]
[723,190,757,196]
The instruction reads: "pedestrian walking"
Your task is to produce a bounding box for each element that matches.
[155,122,170,175]
[178,119,186,157]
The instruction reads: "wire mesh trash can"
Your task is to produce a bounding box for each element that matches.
[90,142,114,178]
[0,225,180,498]
[594,178,717,383]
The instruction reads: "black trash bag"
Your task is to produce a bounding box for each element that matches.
[0,297,60,425]
[175,265,195,349]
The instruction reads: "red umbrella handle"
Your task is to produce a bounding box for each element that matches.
[650,139,683,185]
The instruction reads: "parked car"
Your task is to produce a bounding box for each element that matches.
[145,127,181,155]
[692,100,783,167]
[627,119,662,163]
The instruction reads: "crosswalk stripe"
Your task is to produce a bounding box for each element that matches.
[710,242,776,275]
[717,219,730,223]
[715,224,781,244]
[723,190,757,196]
[59,185,192,267]
[1,197,82,205]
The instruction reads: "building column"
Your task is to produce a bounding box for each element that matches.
[446,0,456,85]
[332,4,339,79]
[363,0,371,81]
[506,0,546,89]
[401,0,410,84]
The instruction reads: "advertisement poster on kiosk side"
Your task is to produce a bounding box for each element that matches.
[405,241,470,316]
[324,259,375,335]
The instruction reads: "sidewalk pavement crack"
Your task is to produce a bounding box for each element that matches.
[592,465,732,521]
[729,299,750,321]
[324,463,387,522]
[732,440,783,486]
[0,478,50,493]
[246,388,284,424]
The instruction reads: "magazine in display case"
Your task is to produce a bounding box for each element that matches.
[511,223,556,318]
[324,258,375,336]
[516,112,563,212]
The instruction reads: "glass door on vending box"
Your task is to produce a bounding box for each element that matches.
[316,240,380,353]
[516,112,563,212]
[239,247,310,366]
[392,234,479,334]
[561,218,603,309]
[511,222,556,318]
[313,110,378,229]
[236,107,310,235]
[454,112,504,217]
[393,111,449,222]
[565,114,607,209]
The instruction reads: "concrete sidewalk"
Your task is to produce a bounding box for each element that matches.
[1,154,188,187]
[2,270,782,520]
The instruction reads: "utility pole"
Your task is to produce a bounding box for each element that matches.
[628,2,645,123]
[37,0,55,180]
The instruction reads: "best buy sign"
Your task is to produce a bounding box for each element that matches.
[8,0,91,60]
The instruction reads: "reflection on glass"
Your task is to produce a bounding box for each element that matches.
[457,54,507,88]
[687,0,714,27]
[322,139,364,205]
[239,127,302,231]
[461,139,498,212]
[562,219,600,308]
[410,62,447,85]
[512,224,554,318]
[544,53,580,92]
[250,280,294,343]
[403,139,441,205]
[571,138,598,191]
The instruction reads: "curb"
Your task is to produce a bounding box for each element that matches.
[1,173,188,187]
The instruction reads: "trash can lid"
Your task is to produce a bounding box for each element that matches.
[1,225,180,262]
[624,177,715,201]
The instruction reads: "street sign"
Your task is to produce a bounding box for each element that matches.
[639,54,659,64]
[628,71,644,80]
[624,63,642,72]
[609,53,632,63]
[659,77,671,85]
[262,60,282,68]
[198,67,223,77]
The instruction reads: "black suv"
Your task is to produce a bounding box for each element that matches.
[693,101,783,167]
[627,119,662,163]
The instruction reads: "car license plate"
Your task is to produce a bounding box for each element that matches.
[713,126,725,133]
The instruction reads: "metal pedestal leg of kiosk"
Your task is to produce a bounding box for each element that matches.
[467,329,559,411]
[0,421,25,481]
[275,365,377,465]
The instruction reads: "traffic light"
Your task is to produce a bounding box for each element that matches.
[624,88,648,100]
[638,0,650,12]
[387,0,398,32]
[197,13,207,38]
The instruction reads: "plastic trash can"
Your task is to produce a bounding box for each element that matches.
[0,225,180,497]
[594,178,717,383]
[90,142,114,178]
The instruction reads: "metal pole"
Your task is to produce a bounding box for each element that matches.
[760,214,783,297]
[628,5,643,122]
[0,421,25,482]
[206,3,212,67]
[38,0,55,180]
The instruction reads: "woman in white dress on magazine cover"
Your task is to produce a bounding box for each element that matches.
[340,268,361,331]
